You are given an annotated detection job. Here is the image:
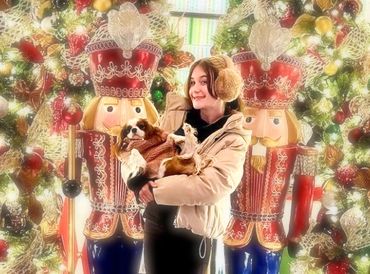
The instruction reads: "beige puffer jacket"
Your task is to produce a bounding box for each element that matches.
[153,93,251,238]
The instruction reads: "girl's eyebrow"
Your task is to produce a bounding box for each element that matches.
[191,75,208,80]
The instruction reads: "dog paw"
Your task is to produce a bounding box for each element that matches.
[168,133,185,144]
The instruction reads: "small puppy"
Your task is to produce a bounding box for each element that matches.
[116,118,199,194]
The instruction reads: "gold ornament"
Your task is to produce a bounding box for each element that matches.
[315,16,333,36]
[46,43,62,57]
[40,217,59,242]
[323,144,344,168]
[32,0,52,20]
[93,0,112,12]
[323,178,339,192]
[292,14,316,37]
[54,67,68,81]
[16,116,29,136]
[324,62,338,76]
[353,167,370,190]
[32,32,55,51]
[314,0,336,11]
[300,33,311,46]
[0,62,12,76]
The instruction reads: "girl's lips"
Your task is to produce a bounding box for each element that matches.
[192,96,205,100]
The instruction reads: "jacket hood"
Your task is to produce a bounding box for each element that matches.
[164,92,192,112]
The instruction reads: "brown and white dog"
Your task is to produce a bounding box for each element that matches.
[115,118,199,192]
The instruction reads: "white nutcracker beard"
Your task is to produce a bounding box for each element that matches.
[251,142,267,174]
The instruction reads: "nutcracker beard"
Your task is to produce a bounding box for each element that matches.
[250,136,280,174]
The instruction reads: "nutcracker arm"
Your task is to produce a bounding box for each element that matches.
[287,146,318,256]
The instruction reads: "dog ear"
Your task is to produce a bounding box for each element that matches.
[116,125,129,152]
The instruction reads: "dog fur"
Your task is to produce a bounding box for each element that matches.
[115,118,199,192]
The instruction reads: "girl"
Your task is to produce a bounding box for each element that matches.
[138,55,251,274]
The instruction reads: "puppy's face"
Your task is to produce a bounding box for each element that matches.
[121,118,145,140]
[122,118,157,141]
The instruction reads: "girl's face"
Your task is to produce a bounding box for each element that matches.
[189,65,222,111]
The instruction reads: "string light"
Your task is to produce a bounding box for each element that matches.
[331,9,339,17]
[17,106,32,117]
[334,59,343,67]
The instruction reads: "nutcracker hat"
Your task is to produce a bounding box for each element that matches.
[232,51,303,109]
[85,3,162,99]
[231,3,304,109]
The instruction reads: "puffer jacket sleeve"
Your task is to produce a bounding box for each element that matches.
[153,134,247,206]
[159,92,190,132]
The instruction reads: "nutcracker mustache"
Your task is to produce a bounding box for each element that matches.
[250,136,280,174]
[250,136,280,147]
[102,124,122,137]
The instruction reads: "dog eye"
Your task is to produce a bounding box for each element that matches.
[135,107,142,113]
[125,126,132,134]
[106,106,114,112]
[138,124,145,130]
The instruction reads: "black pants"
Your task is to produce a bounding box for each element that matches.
[144,219,215,274]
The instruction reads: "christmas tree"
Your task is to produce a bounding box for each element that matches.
[214,0,370,273]
[0,0,192,272]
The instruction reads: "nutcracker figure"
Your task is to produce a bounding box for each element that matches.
[60,7,162,273]
[224,50,317,274]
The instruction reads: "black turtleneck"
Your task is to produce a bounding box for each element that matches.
[174,108,231,142]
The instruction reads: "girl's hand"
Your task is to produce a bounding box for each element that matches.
[139,181,156,204]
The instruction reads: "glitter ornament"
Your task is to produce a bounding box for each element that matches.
[335,165,358,188]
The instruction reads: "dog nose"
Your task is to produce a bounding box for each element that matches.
[132,128,137,134]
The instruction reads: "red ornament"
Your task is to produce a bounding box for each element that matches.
[51,91,69,133]
[339,0,362,17]
[139,4,151,14]
[341,101,352,118]
[160,53,175,67]
[329,228,346,245]
[62,102,83,125]
[280,6,297,28]
[0,143,10,156]
[18,39,44,63]
[0,239,9,262]
[31,146,45,158]
[56,162,66,178]
[325,258,351,274]
[42,72,54,95]
[332,111,346,124]
[348,127,364,144]
[75,0,91,14]
[335,27,350,48]
[22,151,44,171]
[67,33,89,56]
[316,207,326,223]
[335,165,358,188]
